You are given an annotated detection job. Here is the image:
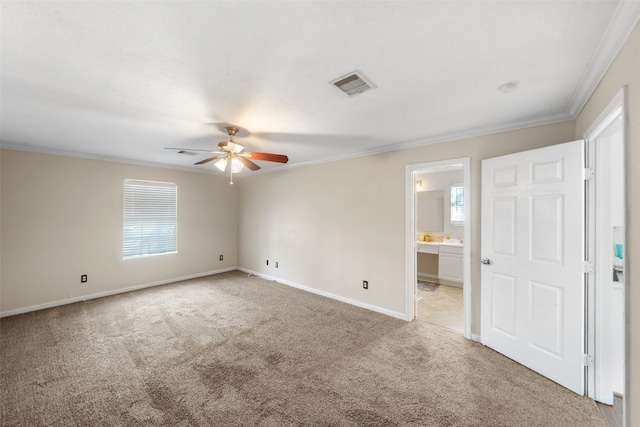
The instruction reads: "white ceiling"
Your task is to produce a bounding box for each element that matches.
[2,1,639,174]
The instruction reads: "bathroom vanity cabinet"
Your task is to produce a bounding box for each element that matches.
[438,245,463,286]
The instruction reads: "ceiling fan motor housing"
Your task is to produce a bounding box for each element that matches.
[225,126,239,136]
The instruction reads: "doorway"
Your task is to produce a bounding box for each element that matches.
[476,88,627,405]
[415,167,464,332]
[405,158,471,339]
[585,88,627,409]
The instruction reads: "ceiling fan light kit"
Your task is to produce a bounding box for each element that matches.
[214,158,227,172]
[166,125,289,185]
[231,158,244,173]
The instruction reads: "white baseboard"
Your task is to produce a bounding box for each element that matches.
[438,278,463,288]
[239,268,408,321]
[3,267,410,322]
[471,333,482,342]
[0,267,237,318]
[417,273,438,280]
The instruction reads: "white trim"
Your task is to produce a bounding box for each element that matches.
[568,1,640,117]
[406,165,418,321]
[417,273,439,281]
[1,110,571,179]
[438,279,463,289]
[239,268,408,321]
[471,333,481,343]
[584,88,625,139]
[0,143,222,176]
[405,157,471,339]
[0,268,236,318]
[583,87,627,404]
[245,113,574,176]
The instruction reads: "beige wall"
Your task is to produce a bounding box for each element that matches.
[576,21,639,426]
[237,120,576,323]
[3,20,636,418]
[0,149,238,313]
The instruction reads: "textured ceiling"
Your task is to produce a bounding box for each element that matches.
[1,1,639,174]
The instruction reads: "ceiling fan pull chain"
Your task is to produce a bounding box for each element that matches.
[230,166,234,185]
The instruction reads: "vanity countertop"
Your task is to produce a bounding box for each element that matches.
[417,241,463,248]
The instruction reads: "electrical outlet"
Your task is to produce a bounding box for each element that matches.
[275,261,279,268]
[81,275,88,283]
[363,280,368,289]
[266,260,269,266]
[219,255,223,261]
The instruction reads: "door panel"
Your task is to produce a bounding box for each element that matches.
[529,280,562,356]
[531,158,564,184]
[491,273,517,337]
[530,195,564,263]
[493,197,517,255]
[481,140,584,394]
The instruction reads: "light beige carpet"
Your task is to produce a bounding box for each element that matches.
[1,270,604,426]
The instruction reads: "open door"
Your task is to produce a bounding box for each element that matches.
[481,140,585,394]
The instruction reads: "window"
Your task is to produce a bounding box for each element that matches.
[450,184,464,225]
[123,179,177,259]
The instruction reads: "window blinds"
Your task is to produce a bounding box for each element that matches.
[123,179,177,259]
[451,185,464,224]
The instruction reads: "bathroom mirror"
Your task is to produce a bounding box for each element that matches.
[417,190,443,232]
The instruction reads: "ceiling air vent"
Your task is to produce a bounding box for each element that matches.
[330,71,376,96]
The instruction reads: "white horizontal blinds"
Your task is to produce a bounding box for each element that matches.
[451,185,464,224]
[123,179,177,259]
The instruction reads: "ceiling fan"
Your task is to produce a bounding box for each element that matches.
[166,126,289,184]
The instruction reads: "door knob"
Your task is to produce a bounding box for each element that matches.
[481,258,491,265]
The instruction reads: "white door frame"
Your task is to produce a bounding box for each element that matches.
[584,87,627,403]
[405,157,472,339]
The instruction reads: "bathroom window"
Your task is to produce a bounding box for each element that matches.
[123,179,177,259]
[450,184,464,225]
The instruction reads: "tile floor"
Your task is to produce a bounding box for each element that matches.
[416,281,464,333]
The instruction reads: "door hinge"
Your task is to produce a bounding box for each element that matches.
[583,354,594,367]
[583,261,594,274]
[583,168,594,180]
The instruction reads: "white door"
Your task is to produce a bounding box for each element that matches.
[481,140,585,394]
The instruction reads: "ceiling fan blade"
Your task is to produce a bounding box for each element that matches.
[194,156,222,165]
[244,152,289,163]
[237,156,261,171]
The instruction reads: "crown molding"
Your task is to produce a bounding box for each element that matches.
[567,0,640,117]
[3,109,573,178]
[0,142,223,176]
[244,111,575,175]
